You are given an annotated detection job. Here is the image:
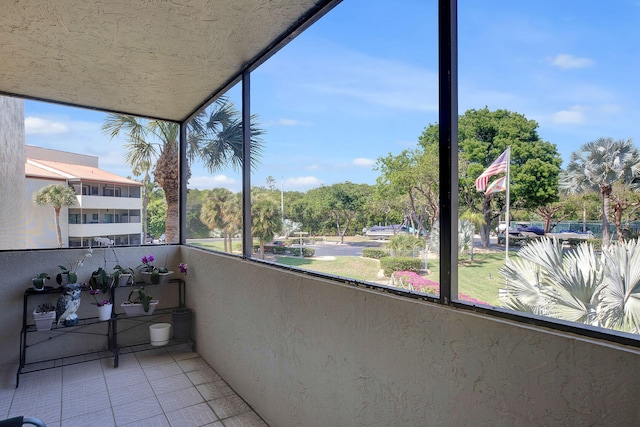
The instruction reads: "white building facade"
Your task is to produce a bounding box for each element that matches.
[26,145,143,248]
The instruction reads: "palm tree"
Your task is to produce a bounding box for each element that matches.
[251,194,282,259]
[560,137,640,247]
[200,188,242,253]
[34,184,77,248]
[103,96,263,243]
[500,237,640,333]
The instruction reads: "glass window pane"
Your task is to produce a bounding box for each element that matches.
[0,96,170,249]
[458,1,640,335]
[249,0,440,295]
[185,84,244,255]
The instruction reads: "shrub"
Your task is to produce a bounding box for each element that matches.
[362,248,391,259]
[288,247,315,257]
[387,234,424,251]
[390,271,489,304]
[380,256,422,276]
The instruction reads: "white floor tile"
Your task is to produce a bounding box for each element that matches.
[157,386,204,412]
[6,350,268,426]
[165,402,218,426]
[112,395,163,425]
[61,406,115,427]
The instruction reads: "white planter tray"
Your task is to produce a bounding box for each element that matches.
[33,309,56,331]
[120,300,159,316]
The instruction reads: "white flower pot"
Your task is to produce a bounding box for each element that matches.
[149,323,171,346]
[116,273,132,287]
[97,303,112,321]
[141,271,173,285]
[120,300,159,316]
[33,309,56,331]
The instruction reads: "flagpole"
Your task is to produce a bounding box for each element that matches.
[505,146,511,263]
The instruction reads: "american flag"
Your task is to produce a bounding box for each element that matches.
[475,149,509,192]
[484,176,507,195]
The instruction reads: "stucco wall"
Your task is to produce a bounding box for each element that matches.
[182,245,640,426]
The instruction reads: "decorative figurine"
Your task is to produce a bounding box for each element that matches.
[56,284,82,327]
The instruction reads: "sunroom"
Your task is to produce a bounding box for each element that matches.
[1,1,640,426]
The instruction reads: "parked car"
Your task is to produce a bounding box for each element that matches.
[509,224,545,237]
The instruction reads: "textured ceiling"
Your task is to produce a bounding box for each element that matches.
[0,0,336,122]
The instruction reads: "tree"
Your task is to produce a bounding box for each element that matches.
[186,189,211,239]
[310,183,370,244]
[103,96,264,243]
[536,197,580,234]
[420,108,561,247]
[200,188,241,253]
[375,141,439,240]
[560,137,640,247]
[251,192,282,258]
[609,182,640,241]
[146,188,167,239]
[34,184,77,248]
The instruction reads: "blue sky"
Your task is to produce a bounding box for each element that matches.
[23,0,640,193]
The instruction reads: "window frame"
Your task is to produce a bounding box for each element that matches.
[174,0,640,349]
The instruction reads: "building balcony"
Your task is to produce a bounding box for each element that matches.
[76,195,141,210]
[0,246,639,426]
[68,222,141,237]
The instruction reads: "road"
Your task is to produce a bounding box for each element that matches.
[295,240,386,257]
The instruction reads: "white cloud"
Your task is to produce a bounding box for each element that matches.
[551,106,587,124]
[353,157,376,167]
[25,116,69,135]
[278,118,311,126]
[284,176,323,190]
[188,175,239,190]
[549,54,594,69]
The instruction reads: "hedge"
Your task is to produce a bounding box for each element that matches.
[256,245,315,257]
[362,248,391,259]
[379,256,422,276]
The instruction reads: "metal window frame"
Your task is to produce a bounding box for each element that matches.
[176,0,640,349]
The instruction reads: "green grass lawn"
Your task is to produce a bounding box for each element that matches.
[189,240,242,253]
[427,252,508,306]
[188,240,508,306]
[277,256,381,282]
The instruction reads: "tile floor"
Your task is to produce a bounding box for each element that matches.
[0,344,268,427]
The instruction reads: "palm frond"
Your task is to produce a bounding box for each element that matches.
[600,239,640,331]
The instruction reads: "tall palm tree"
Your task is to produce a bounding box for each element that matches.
[251,194,282,259]
[103,96,264,243]
[34,184,77,248]
[200,188,242,253]
[560,137,640,247]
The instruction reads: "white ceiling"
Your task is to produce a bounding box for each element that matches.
[0,0,337,122]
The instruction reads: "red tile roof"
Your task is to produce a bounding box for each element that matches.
[26,159,141,186]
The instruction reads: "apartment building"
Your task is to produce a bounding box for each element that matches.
[26,145,142,248]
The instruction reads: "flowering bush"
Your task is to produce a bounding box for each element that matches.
[391,271,489,305]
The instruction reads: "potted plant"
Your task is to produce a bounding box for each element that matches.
[89,287,113,321]
[139,254,173,285]
[112,264,135,287]
[56,248,93,286]
[31,273,50,291]
[33,302,56,331]
[121,289,159,315]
